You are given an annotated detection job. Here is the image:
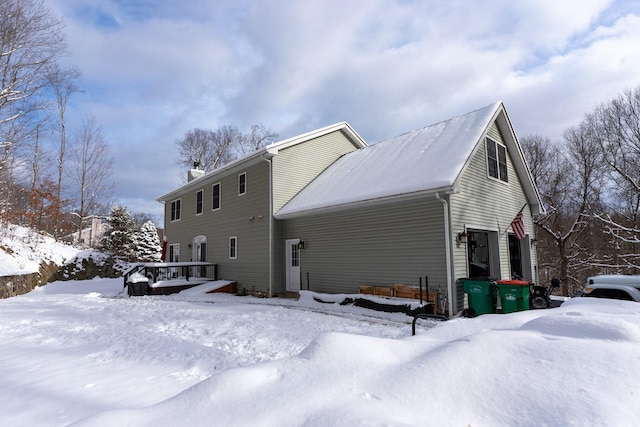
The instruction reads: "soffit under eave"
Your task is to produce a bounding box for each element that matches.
[494,107,545,215]
[266,122,368,156]
[156,152,273,202]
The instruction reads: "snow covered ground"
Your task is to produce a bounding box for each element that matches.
[0,224,79,276]
[1,279,639,426]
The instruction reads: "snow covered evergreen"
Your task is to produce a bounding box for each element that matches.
[101,206,136,259]
[135,220,162,262]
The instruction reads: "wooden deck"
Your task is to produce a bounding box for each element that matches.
[124,262,220,296]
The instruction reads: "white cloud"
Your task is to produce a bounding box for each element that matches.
[43,0,640,217]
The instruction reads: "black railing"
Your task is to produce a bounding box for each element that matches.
[123,262,218,288]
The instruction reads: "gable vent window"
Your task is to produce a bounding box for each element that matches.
[196,190,203,215]
[238,172,247,195]
[212,183,221,210]
[170,199,181,221]
[486,138,508,183]
[229,236,237,259]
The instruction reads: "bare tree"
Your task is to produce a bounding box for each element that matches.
[175,127,239,173]
[45,64,81,237]
[0,113,26,212]
[25,118,52,204]
[175,124,278,174]
[521,126,605,295]
[132,212,159,230]
[239,123,278,155]
[68,116,114,241]
[586,85,640,271]
[0,0,66,175]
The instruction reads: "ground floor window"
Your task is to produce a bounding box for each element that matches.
[468,231,490,278]
[168,243,180,262]
[229,236,237,259]
[467,230,500,279]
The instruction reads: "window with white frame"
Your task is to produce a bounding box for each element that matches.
[238,172,246,195]
[196,189,203,215]
[168,243,180,262]
[212,182,221,210]
[486,138,508,183]
[170,199,181,221]
[168,243,180,278]
[229,236,237,259]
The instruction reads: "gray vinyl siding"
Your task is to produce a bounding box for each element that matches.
[272,130,361,213]
[163,161,272,293]
[450,121,538,309]
[283,198,448,296]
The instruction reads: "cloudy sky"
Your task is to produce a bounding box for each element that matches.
[46,0,640,221]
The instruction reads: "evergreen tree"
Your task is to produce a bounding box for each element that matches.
[135,221,162,262]
[102,206,136,259]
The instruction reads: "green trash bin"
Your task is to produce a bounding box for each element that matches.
[459,278,496,316]
[496,280,530,314]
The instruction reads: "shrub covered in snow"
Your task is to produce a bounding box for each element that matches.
[134,221,162,262]
[101,206,137,260]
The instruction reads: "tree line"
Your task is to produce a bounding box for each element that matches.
[521,85,640,295]
[0,0,277,248]
[0,0,114,240]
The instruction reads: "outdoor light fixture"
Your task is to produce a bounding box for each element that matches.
[457,231,468,244]
[299,240,305,249]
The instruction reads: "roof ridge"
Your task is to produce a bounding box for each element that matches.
[378,101,502,144]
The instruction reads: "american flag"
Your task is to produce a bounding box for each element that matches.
[511,211,526,240]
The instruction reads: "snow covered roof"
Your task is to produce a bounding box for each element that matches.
[275,102,503,218]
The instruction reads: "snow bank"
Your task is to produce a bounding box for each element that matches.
[0,223,79,276]
[74,297,640,426]
[2,278,638,426]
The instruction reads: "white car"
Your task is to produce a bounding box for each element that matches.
[582,275,640,302]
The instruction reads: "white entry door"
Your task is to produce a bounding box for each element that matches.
[286,239,301,292]
[193,235,207,278]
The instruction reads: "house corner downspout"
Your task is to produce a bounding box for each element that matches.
[261,155,274,297]
[436,192,454,317]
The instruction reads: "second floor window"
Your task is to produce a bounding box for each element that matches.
[196,190,203,215]
[238,172,246,195]
[170,199,181,221]
[212,183,221,210]
[486,138,508,183]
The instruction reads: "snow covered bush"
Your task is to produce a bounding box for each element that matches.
[101,206,136,260]
[134,221,162,262]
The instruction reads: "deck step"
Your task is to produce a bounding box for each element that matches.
[278,291,300,299]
